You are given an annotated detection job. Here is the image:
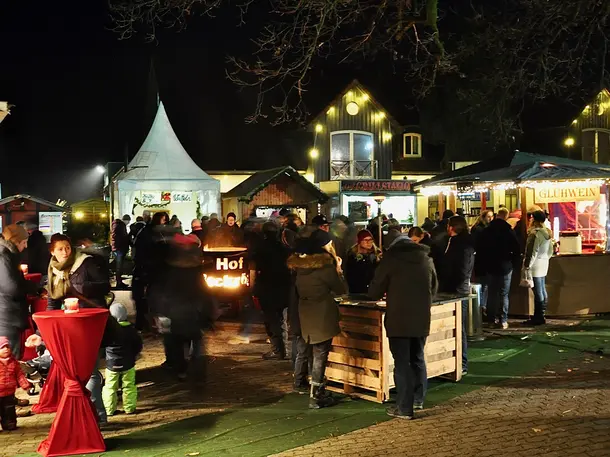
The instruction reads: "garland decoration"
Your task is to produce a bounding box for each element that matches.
[134,197,171,209]
[196,199,203,220]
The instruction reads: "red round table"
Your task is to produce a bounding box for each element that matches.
[33,308,109,457]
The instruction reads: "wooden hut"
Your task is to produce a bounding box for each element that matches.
[70,198,109,224]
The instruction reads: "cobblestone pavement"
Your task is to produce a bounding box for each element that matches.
[2,323,294,457]
[273,354,610,457]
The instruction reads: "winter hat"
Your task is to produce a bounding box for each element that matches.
[109,303,128,323]
[2,224,28,244]
[312,214,329,227]
[226,212,237,220]
[357,229,374,243]
[0,336,11,350]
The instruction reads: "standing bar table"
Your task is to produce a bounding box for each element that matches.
[33,308,109,457]
[326,293,467,403]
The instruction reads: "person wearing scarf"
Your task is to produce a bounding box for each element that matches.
[47,234,110,311]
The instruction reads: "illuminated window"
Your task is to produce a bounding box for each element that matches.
[330,131,374,179]
[403,133,422,158]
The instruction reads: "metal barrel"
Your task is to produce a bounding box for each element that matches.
[467,283,484,340]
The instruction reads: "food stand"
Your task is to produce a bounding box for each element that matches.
[418,152,610,316]
[326,293,465,403]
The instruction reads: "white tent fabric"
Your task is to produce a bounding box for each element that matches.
[115,102,220,222]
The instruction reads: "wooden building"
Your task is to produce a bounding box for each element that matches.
[565,88,610,164]
[0,194,66,238]
[308,80,444,184]
[221,166,328,223]
[70,198,110,224]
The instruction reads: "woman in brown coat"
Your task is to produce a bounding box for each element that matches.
[287,229,347,409]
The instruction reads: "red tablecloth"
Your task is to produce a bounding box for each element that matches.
[33,309,109,457]
[32,363,63,414]
[25,273,43,284]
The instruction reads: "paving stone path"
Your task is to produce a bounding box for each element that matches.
[272,353,610,457]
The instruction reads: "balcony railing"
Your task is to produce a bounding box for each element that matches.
[330,160,377,180]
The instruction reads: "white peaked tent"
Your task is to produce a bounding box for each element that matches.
[113,102,220,225]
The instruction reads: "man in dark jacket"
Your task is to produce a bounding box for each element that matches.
[368,234,438,419]
[111,215,131,289]
[429,209,454,273]
[0,225,37,359]
[24,223,50,276]
[254,222,292,360]
[438,216,475,374]
[477,207,520,329]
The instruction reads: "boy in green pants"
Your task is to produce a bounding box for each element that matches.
[102,303,143,416]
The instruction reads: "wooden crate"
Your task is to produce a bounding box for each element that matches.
[327,299,463,403]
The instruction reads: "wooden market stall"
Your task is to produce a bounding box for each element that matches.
[418,151,610,317]
[326,293,465,403]
[221,166,328,223]
[0,194,67,240]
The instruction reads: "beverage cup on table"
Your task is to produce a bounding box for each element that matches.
[64,298,80,314]
[20,264,29,275]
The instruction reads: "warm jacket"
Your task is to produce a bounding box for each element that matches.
[105,321,143,372]
[524,227,554,278]
[0,356,31,397]
[368,237,438,338]
[0,239,35,335]
[429,220,450,274]
[344,245,382,294]
[211,224,245,248]
[438,232,475,295]
[47,252,110,310]
[478,218,521,276]
[111,219,130,253]
[287,252,347,345]
[148,243,215,339]
[471,222,488,278]
[254,237,292,309]
[25,230,50,275]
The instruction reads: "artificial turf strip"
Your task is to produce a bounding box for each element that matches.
[17,318,609,457]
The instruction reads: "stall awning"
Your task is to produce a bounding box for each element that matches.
[223,166,329,203]
[418,151,610,188]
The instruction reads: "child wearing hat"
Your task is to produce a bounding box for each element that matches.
[0,337,33,430]
[101,304,142,416]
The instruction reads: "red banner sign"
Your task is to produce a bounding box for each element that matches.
[340,180,413,193]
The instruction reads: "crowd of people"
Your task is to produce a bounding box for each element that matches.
[0,203,556,430]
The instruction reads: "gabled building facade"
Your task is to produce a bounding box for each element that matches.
[565,88,610,163]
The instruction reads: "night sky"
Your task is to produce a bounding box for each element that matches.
[0,1,597,203]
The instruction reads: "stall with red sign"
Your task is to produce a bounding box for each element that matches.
[320,179,417,225]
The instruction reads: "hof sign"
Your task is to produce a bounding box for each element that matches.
[203,250,250,293]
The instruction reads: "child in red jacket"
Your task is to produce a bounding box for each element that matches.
[0,336,32,430]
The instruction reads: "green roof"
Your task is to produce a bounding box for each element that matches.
[418,151,610,187]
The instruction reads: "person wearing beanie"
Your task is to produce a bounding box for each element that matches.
[0,224,37,359]
[102,303,142,416]
[344,229,382,294]
[0,336,33,430]
[287,227,347,409]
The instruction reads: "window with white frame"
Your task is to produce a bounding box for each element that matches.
[330,130,375,179]
[403,133,422,158]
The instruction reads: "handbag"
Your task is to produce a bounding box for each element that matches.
[520,267,534,288]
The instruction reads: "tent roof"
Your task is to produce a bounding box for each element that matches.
[0,194,67,212]
[223,166,328,203]
[121,102,216,182]
[418,151,610,187]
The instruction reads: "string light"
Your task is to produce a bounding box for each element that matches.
[375,112,386,120]
[309,148,319,159]
[327,107,335,115]
[382,132,393,142]
[520,179,606,189]
[315,124,323,133]
[419,185,456,197]
[361,93,370,102]
[564,137,575,147]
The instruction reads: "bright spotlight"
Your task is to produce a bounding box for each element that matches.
[95,165,105,174]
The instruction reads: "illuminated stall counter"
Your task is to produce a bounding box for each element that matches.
[418,152,610,317]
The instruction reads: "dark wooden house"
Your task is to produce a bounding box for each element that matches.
[566,88,610,164]
[0,194,67,238]
[308,80,443,184]
[221,166,328,223]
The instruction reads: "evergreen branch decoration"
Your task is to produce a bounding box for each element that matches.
[134,197,171,209]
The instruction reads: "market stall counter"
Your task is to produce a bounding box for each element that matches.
[327,293,466,403]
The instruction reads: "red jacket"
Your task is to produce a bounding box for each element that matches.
[0,356,30,397]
